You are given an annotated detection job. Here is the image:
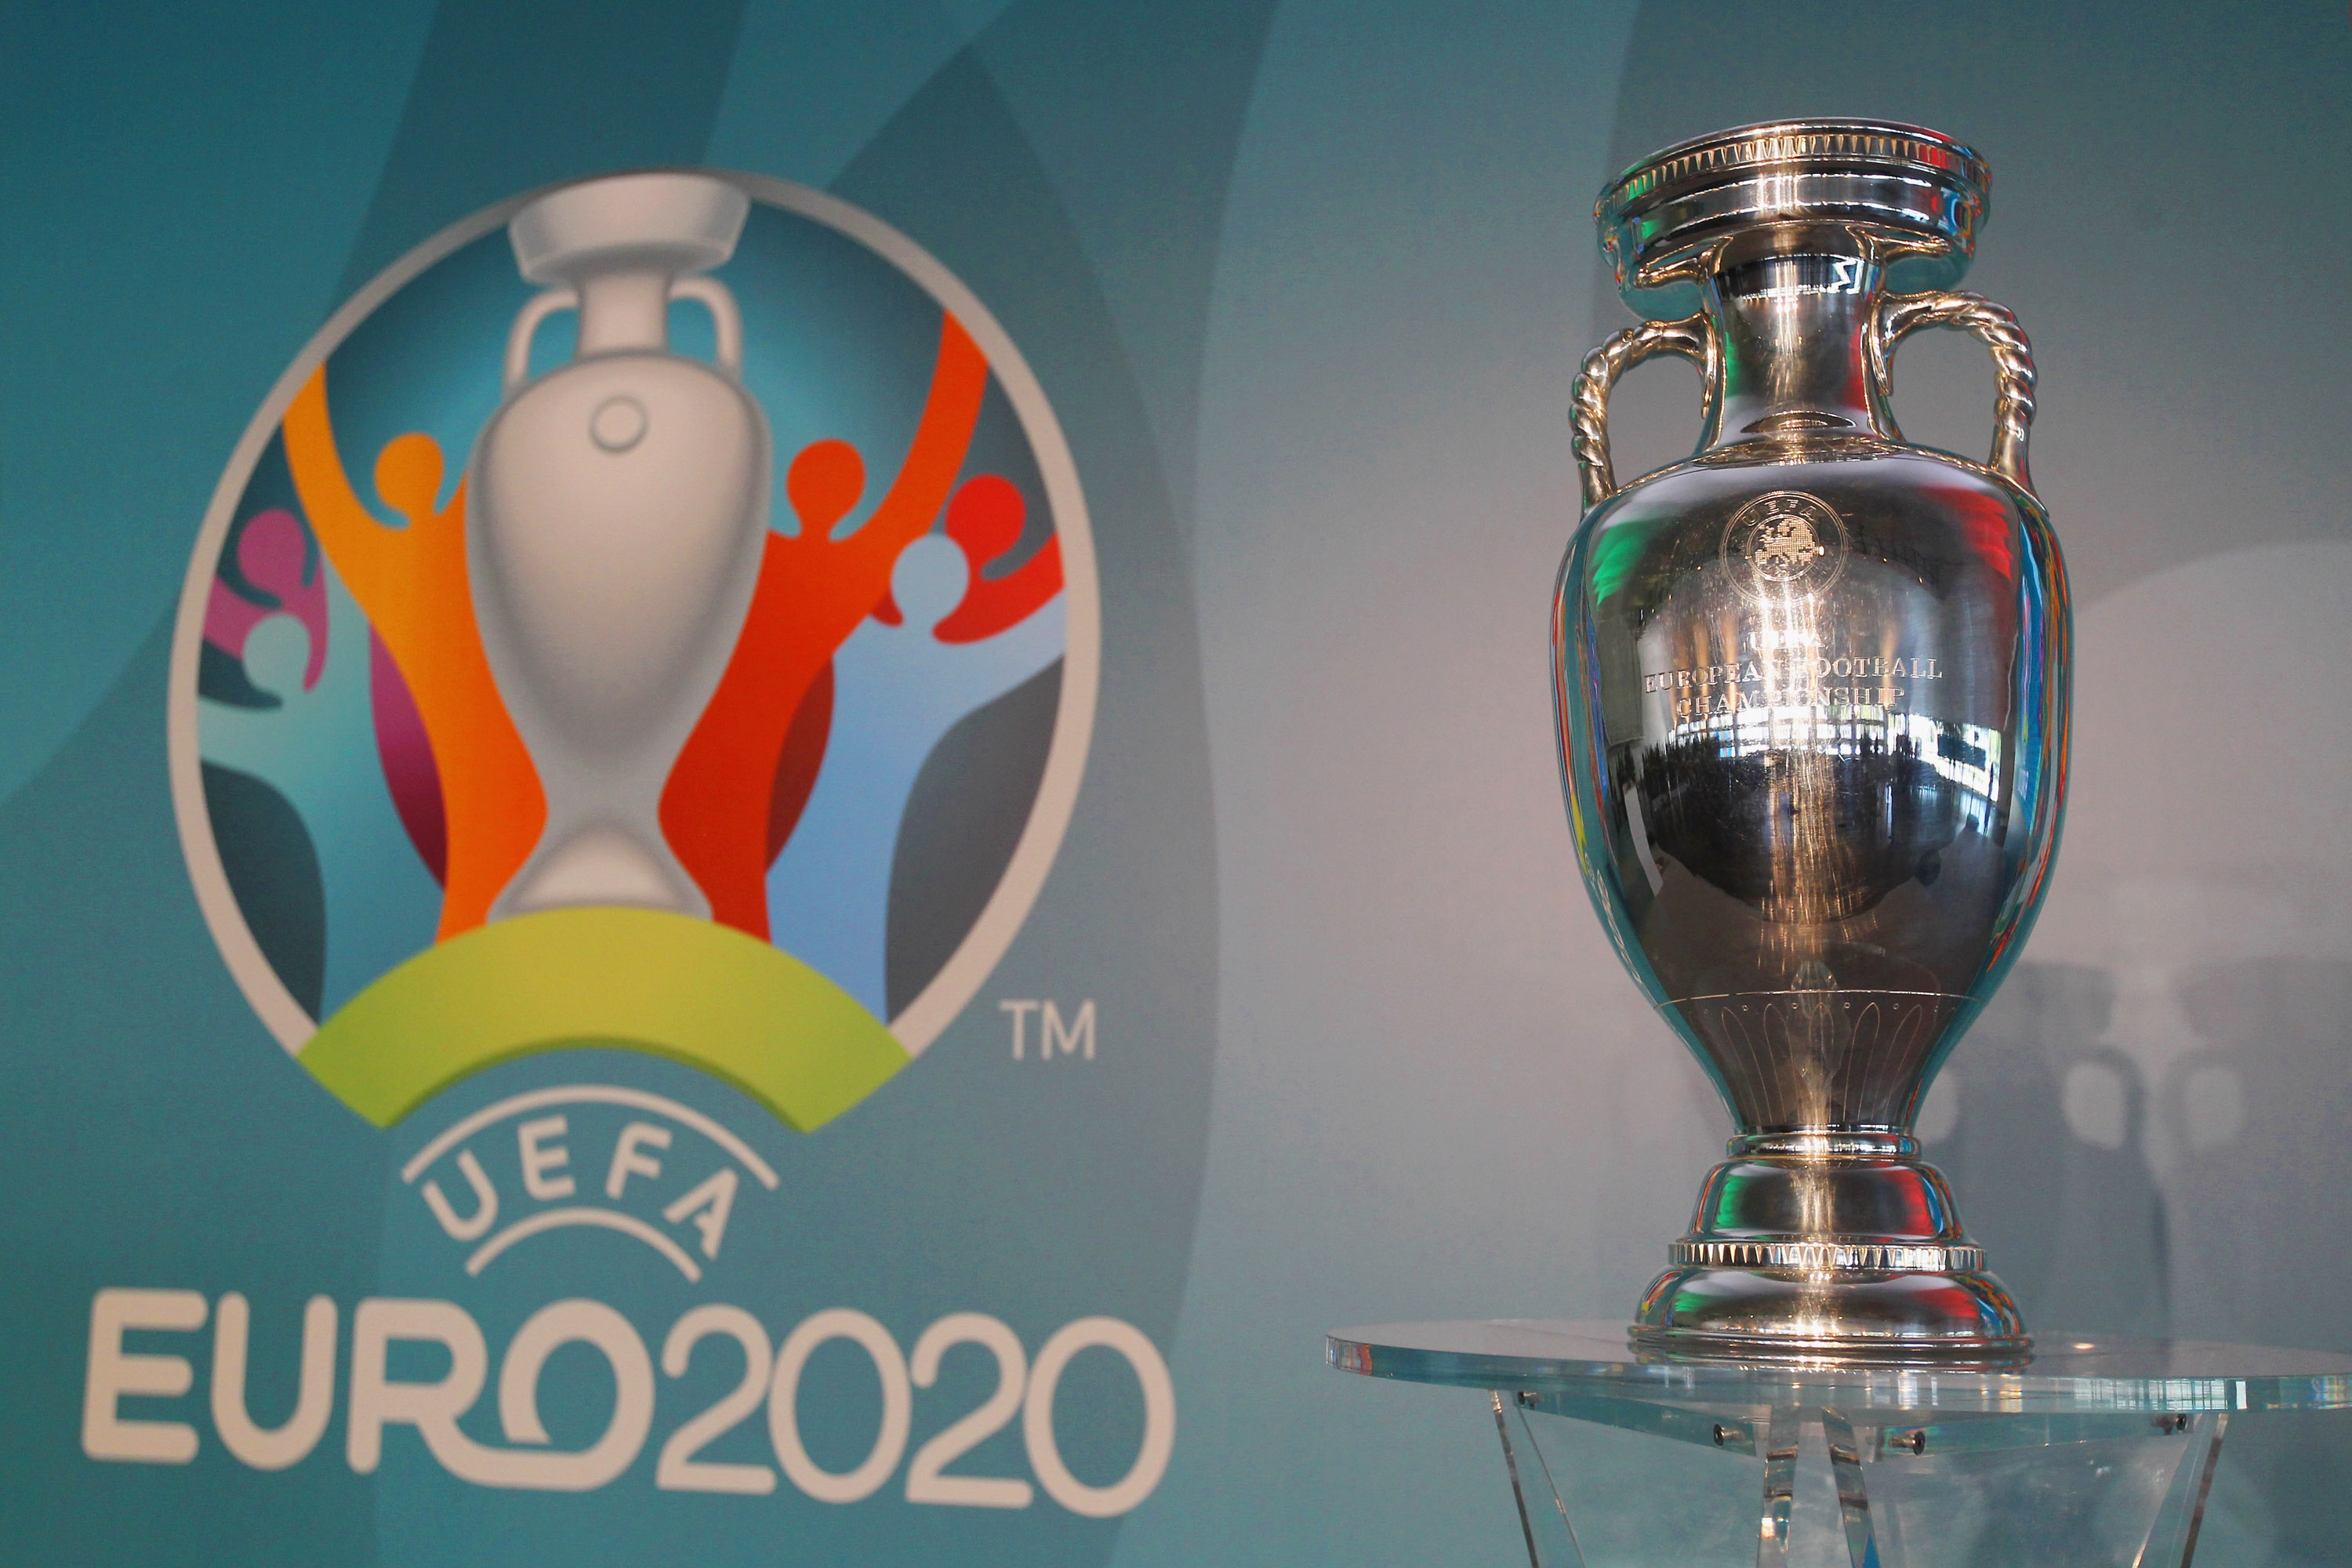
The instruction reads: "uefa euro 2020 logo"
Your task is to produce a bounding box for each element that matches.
[168,172,1098,1133]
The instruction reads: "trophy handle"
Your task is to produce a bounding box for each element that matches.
[504,287,579,393]
[1571,312,1719,511]
[669,275,744,374]
[502,278,745,392]
[1872,291,2039,496]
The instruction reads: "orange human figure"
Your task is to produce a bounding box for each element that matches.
[280,370,546,941]
[661,313,990,939]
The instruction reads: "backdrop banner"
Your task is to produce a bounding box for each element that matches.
[5,3,2349,1564]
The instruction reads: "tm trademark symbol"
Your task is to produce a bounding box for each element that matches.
[1000,999,1096,1061]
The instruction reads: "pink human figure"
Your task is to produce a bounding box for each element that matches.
[204,508,328,693]
[200,571,444,1014]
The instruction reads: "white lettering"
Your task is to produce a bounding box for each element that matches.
[211,1294,336,1470]
[1000,999,1040,1059]
[604,1122,670,1201]
[907,1314,1032,1508]
[488,1300,655,1490]
[657,1305,777,1495]
[85,1289,1178,1514]
[1043,1000,1096,1061]
[518,1116,574,1200]
[662,1169,739,1259]
[421,1149,499,1242]
[82,1288,207,1463]
[770,1309,911,1504]
[347,1298,488,1475]
[1023,1317,1175,1518]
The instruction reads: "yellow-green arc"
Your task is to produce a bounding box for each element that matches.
[299,907,909,1129]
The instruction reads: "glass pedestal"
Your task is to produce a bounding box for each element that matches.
[1327,1320,2352,1568]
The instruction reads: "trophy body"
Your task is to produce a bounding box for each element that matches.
[1556,123,2069,1360]
[470,173,772,922]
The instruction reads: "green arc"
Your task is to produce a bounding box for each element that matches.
[300,907,909,1129]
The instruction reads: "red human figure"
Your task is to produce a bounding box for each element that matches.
[764,663,832,866]
[872,473,1063,644]
[934,475,1062,644]
[660,314,990,939]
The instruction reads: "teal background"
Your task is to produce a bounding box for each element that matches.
[6,2,2352,1563]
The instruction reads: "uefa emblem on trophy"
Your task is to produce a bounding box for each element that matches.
[1554,122,2070,1360]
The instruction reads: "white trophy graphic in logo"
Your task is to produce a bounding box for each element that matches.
[470,172,772,920]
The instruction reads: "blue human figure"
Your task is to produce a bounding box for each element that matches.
[200,566,444,1018]
[767,532,1065,1020]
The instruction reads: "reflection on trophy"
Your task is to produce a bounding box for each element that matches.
[1555,122,2070,1360]
[470,172,772,920]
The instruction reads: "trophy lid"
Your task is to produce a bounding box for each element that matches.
[1595,120,1991,309]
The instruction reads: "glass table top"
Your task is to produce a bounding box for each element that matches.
[1327,1319,2352,1418]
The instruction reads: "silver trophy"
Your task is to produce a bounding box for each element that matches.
[1555,122,2069,1361]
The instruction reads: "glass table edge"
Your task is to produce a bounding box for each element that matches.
[1325,1321,2352,1416]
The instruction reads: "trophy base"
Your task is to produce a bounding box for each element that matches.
[1631,1263,2030,1366]
[1630,1142,2031,1365]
